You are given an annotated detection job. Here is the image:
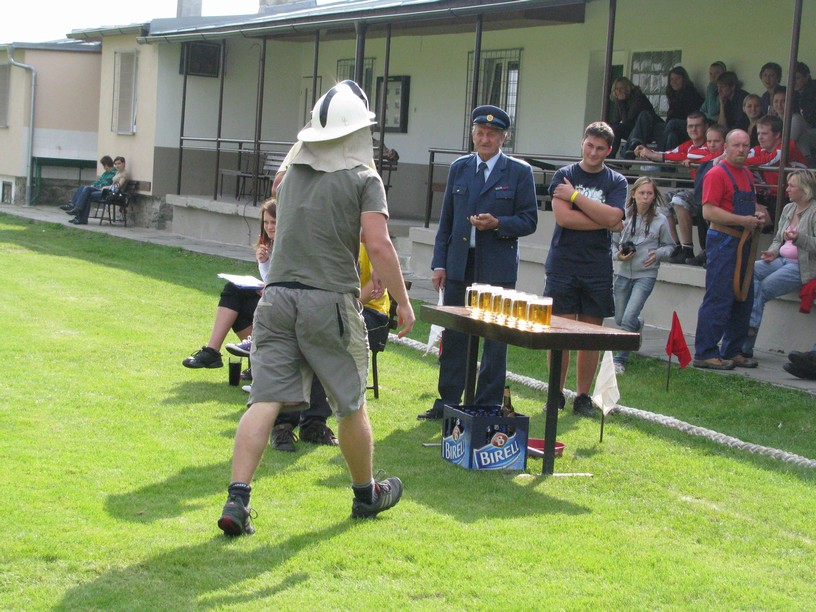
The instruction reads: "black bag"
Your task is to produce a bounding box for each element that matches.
[363,307,390,352]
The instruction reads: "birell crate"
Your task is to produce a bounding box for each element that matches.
[441,404,529,470]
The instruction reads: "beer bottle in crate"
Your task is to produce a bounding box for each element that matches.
[502,385,516,435]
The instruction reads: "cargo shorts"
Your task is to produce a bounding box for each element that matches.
[248,285,369,419]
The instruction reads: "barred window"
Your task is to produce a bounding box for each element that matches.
[463,49,522,152]
[112,51,138,135]
[630,50,681,117]
[336,58,375,102]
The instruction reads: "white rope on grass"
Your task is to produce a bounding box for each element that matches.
[389,334,816,469]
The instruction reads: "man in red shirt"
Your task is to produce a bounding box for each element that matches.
[746,115,808,217]
[636,112,721,264]
[693,130,766,370]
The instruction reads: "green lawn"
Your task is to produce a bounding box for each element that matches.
[2,214,815,610]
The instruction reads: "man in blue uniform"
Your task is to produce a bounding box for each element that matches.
[419,105,538,420]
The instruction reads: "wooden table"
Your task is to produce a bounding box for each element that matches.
[420,304,641,475]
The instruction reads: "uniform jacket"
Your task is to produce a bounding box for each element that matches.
[431,151,538,283]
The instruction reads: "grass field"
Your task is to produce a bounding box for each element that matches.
[1,214,815,610]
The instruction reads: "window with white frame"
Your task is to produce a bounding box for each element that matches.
[0,64,10,128]
[630,50,681,117]
[112,51,138,135]
[463,49,522,152]
[336,58,375,102]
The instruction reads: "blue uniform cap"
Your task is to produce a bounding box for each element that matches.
[471,105,510,130]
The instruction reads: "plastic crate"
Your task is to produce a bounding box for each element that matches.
[441,404,529,470]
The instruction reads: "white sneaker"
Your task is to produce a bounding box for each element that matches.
[242,384,252,393]
[613,362,625,374]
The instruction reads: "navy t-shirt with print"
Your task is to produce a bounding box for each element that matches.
[546,163,627,277]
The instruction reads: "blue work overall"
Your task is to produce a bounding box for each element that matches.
[694,165,756,361]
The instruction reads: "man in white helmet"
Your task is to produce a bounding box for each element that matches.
[218,82,415,536]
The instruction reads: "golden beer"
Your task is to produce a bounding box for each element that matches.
[478,288,494,314]
[511,294,529,329]
[500,293,513,325]
[529,298,553,331]
[466,284,483,318]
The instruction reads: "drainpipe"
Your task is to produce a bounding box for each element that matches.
[6,45,36,206]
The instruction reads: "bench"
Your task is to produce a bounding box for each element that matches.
[219,151,288,200]
[94,180,141,226]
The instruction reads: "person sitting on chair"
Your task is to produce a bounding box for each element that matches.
[60,156,115,212]
[66,157,128,225]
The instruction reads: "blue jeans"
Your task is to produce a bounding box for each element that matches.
[613,275,655,364]
[742,257,801,354]
[623,111,666,154]
[74,187,105,222]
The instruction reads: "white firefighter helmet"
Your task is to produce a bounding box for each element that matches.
[298,82,376,142]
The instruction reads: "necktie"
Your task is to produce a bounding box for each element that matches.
[476,161,487,192]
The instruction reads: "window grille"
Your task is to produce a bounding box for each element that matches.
[630,50,681,117]
[463,48,522,152]
[336,58,375,102]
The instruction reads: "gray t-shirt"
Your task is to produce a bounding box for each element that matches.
[267,163,388,297]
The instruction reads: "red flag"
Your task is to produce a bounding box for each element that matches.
[666,311,691,368]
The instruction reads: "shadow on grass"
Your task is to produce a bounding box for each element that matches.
[0,217,250,293]
[318,426,590,520]
[55,524,344,609]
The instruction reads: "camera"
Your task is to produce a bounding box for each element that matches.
[620,241,637,256]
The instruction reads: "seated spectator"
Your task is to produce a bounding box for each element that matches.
[771,86,812,160]
[611,176,676,373]
[700,61,727,122]
[634,113,719,263]
[758,62,783,116]
[736,94,763,147]
[60,156,115,212]
[745,115,809,219]
[784,341,816,380]
[608,77,659,158]
[182,198,276,370]
[742,170,816,360]
[716,71,749,131]
[662,66,704,151]
[793,61,816,129]
[66,157,128,225]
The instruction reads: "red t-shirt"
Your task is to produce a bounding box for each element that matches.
[702,161,754,214]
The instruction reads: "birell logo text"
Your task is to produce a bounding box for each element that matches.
[473,432,523,469]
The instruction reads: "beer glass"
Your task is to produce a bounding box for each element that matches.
[529,296,553,331]
[511,293,530,329]
[478,285,496,321]
[465,284,484,318]
[499,290,514,326]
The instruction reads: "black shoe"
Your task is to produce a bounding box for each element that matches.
[418,398,446,420]
[685,251,706,267]
[669,246,694,264]
[270,423,297,452]
[182,346,223,369]
[217,495,256,536]
[239,367,252,381]
[64,207,78,215]
[60,203,74,211]
[299,421,339,446]
[784,362,816,380]
[351,475,403,519]
[789,351,816,371]
[573,393,597,417]
[68,218,87,225]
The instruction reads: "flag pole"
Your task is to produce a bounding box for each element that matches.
[600,412,605,442]
[665,354,672,391]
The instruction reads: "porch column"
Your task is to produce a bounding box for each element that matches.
[600,0,617,122]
